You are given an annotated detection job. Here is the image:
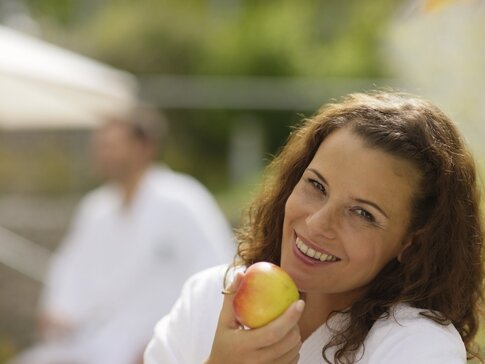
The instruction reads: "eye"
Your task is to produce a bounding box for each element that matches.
[308,178,326,194]
[352,207,376,223]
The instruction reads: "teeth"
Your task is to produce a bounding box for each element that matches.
[295,238,339,262]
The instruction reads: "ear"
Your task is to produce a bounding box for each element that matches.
[397,234,414,263]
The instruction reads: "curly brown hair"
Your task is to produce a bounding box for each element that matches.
[234,91,484,363]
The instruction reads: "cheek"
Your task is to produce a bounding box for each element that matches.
[344,238,377,267]
[282,189,313,238]
[284,183,317,220]
[343,231,400,272]
[282,197,295,241]
[283,192,300,226]
[282,193,302,249]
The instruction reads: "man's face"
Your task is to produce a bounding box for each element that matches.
[91,122,145,182]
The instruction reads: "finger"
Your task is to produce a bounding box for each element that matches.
[217,271,244,329]
[221,270,244,295]
[256,325,301,362]
[279,350,300,364]
[271,326,301,358]
[253,299,305,346]
[274,344,301,364]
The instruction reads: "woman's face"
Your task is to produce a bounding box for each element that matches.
[280,127,420,304]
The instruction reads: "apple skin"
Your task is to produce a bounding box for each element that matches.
[233,262,299,328]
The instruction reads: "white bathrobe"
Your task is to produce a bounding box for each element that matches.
[145,264,466,364]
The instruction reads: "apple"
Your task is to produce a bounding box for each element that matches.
[233,261,299,328]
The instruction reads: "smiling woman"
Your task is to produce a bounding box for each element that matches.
[144,91,484,364]
[280,127,420,313]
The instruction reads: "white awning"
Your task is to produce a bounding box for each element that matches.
[0,25,139,130]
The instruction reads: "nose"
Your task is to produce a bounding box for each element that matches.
[305,201,337,240]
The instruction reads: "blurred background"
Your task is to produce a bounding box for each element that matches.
[0,0,484,361]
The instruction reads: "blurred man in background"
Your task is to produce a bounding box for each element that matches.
[10,106,234,364]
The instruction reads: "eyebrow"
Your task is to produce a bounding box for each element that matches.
[306,168,389,219]
[353,198,389,219]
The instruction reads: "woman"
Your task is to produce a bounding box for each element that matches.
[144,91,483,363]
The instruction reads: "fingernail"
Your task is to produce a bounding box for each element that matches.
[295,299,305,312]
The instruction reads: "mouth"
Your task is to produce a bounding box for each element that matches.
[295,236,341,263]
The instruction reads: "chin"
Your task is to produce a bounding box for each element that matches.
[279,259,302,289]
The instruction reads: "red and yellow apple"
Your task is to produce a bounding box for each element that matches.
[233,261,299,328]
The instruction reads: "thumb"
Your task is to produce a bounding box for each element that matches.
[217,271,244,329]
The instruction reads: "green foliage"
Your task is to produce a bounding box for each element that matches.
[35,0,400,77]
[163,111,232,190]
[26,0,77,25]
[72,1,206,74]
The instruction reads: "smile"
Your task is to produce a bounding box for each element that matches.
[295,237,340,262]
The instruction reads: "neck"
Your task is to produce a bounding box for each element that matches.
[118,165,149,208]
[298,291,359,341]
[298,294,332,341]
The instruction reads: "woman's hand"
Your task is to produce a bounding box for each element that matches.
[204,273,305,364]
